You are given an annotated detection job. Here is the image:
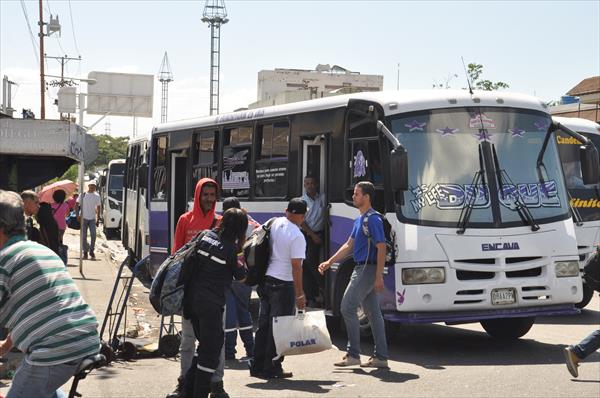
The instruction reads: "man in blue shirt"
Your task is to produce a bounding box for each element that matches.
[319,181,389,368]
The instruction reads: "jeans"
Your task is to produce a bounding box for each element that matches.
[7,358,80,398]
[341,263,388,360]
[180,317,224,382]
[251,276,295,376]
[303,232,325,302]
[81,218,96,254]
[571,329,600,359]
[225,283,254,358]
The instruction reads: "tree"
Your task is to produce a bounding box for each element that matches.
[467,63,509,91]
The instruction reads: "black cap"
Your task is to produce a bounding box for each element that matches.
[222,197,241,212]
[287,197,308,214]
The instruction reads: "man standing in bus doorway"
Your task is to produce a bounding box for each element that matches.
[75,181,101,260]
[301,175,327,307]
[250,198,307,379]
[319,181,389,368]
[167,177,228,398]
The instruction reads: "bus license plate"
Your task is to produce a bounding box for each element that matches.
[491,288,516,305]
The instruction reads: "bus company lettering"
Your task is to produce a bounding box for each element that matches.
[570,198,600,208]
[556,135,583,145]
[482,242,520,251]
[410,180,559,213]
[290,338,317,348]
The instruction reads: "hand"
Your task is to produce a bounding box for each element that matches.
[318,261,330,275]
[311,233,323,245]
[374,275,384,293]
[296,295,306,310]
[96,220,100,227]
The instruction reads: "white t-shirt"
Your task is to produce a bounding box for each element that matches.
[266,217,306,282]
[78,192,101,220]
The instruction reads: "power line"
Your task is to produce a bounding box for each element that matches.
[19,0,39,64]
[67,0,81,56]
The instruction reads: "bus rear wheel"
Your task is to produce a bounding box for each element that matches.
[480,317,535,339]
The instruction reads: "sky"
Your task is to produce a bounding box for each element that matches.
[1,0,599,138]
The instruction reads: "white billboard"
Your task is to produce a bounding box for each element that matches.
[86,71,154,117]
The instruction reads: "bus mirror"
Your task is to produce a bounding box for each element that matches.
[580,145,600,185]
[138,163,148,189]
[390,147,408,191]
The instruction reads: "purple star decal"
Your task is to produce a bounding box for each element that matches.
[404,120,426,132]
[509,128,525,138]
[534,120,549,131]
[436,126,458,136]
[475,130,493,142]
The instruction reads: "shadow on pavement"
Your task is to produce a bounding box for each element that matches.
[328,322,600,368]
[333,367,419,383]
[245,379,338,394]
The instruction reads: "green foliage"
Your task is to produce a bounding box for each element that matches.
[467,63,509,91]
[91,134,129,169]
[60,164,79,182]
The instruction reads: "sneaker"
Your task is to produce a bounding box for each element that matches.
[563,347,580,378]
[360,356,389,369]
[83,252,88,260]
[209,381,230,398]
[90,252,96,260]
[262,369,293,379]
[334,355,361,367]
[165,376,184,398]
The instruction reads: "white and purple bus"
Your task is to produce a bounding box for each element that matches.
[137,90,598,339]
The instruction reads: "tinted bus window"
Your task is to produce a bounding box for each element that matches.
[152,136,168,200]
[191,131,219,194]
[222,126,252,198]
[256,122,289,198]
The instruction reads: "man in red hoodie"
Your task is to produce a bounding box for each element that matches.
[167,178,227,398]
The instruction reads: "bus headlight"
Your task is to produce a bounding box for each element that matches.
[402,267,446,285]
[555,261,579,277]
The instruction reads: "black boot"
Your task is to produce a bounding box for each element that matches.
[165,376,185,398]
[209,381,230,398]
[192,369,212,398]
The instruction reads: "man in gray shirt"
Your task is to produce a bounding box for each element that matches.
[301,175,326,307]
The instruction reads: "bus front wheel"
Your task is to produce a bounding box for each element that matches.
[575,280,594,309]
[480,317,535,339]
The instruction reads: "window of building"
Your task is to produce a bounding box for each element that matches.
[255,122,289,198]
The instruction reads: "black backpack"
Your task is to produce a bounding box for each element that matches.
[361,210,396,265]
[243,217,277,286]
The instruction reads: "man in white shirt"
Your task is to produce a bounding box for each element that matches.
[75,181,101,260]
[250,198,307,380]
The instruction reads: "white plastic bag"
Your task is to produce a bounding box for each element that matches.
[272,310,332,359]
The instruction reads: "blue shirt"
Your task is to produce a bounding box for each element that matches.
[351,209,386,264]
[301,192,326,232]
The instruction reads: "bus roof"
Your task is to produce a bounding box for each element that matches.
[107,159,126,166]
[553,116,600,135]
[153,89,549,135]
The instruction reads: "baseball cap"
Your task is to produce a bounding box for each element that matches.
[287,197,308,214]
[222,197,241,211]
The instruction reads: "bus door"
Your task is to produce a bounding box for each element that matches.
[301,134,329,264]
[170,151,188,248]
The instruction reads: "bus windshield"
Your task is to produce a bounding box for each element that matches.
[556,128,600,222]
[108,163,125,201]
[390,107,569,228]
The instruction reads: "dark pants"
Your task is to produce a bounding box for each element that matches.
[184,303,224,398]
[225,282,254,358]
[303,231,325,303]
[251,276,295,376]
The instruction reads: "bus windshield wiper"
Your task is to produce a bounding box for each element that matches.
[568,191,584,226]
[492,144,540,231]
[457,144,487,234]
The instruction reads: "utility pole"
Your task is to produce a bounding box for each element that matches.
[46,55,82,87]
[202,0,228,116]
[158,52,174,123]
[37,0,61,119]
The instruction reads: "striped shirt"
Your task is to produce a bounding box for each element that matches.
[0,235,99,366]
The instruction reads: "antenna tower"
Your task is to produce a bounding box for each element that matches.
[158,52,174,123]
[104,119,111,135]
[202,0,228,115]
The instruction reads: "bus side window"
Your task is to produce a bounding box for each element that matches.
[222,126,253,198]
[348,139,385,211]
[152,136,168,201]
[255,121,289,198]
[191,131,219,197]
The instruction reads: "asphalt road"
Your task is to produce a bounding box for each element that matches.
[2,229,598,398]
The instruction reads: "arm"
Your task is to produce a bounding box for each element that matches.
[0,335,13,356]
[318,236,354,274]
[291,258,305,310]
[96,203,101,226]
[301,221,322,245]
[374,242,386,292]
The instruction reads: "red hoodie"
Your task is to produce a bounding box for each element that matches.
[171,178,220,254]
